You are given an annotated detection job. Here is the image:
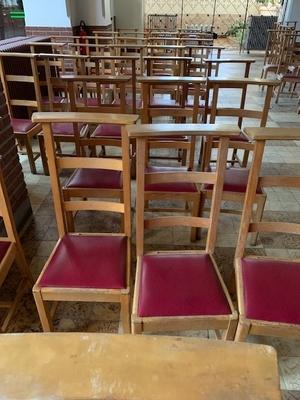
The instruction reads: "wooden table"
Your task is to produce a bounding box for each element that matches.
[0,333,281,400]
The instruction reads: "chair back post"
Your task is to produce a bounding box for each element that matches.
[235,139,265,259]
[205,136,229,253]
[40,121,68,237]
[135,135,146,257]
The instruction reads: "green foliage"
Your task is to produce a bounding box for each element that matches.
[225,21,246,38]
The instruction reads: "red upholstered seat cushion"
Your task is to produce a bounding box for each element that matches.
[138,253,231,317]
[0,241,11,263]
[11,118,35,133]
[39,235,127,289]
[241,258,300,324]
[65,168,122,189]
[205,168,263,194]
[51,123,85,136]
[92,124,121,138]
[145,165,197,193]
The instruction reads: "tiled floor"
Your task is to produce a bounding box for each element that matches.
[5,50,300,398]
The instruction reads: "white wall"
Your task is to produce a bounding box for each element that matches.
[69,0,112,26]
[283,0,300,30]
[23,0,71,27]
[114,0,143,30]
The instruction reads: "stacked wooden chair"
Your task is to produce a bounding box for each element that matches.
[0,158,32,331]
[0,53,44,174]
[32,112,133,333]
[234,127,300,341]
[129,123,238,336]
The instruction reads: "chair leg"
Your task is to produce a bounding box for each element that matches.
[223,317,238,341]
[120,295,130,334]
[241,149,250,168]
[191,194,200,242]
[131,318,143,334]
[24,137,37,174]
[251,195,266,246]
[234,319,250,342]
[32,287,53,332]
[38,134,49,175]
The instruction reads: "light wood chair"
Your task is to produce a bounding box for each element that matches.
[0,158,33,331]
[234,127,300,341]
[0,53,43,174]
[128,123,238,337]
[199,78,280,245]
[139,76,206,169]
[201,77,280,170]
[61,74,133,158]
[31,112,133,333]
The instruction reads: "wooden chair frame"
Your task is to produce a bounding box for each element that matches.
[0,159,32,331]
[234,127,300,341]
[139,76,206,169]
[0,53,43,174]
[31,112,134,333]
[128,124,238,336]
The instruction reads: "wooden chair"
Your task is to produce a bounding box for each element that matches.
[199,78,280,244]
[129,123,238,337]
[200,77,280,170]
[234,127,300,341]
[204,58,256,78]
[185,45,225,77]
[31,112,133,333]
[61,74,133,158]
[139,76,206,169]
[0,158,32,331]
[144,56,192,77]
[0,53,43,174]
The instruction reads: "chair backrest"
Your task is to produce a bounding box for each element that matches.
[206,78,280,128]
[138,76,206,124]
[0,53,42,116]
[31,112,138,238]
[144,56,192,76]
[37,53,89,112]
[127,123,240,256]
[235,127,300,259]
[61,74,132,114]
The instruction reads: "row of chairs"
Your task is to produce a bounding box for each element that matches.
[1,112,299,342]
[0,51,279,176]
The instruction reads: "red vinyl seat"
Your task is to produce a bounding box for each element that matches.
[145,165,197,193]
[51,122,85,136]
[92,124,122,138]
[241,258,300,325]
[39,235,127,289]
[11,118,36,133]
[138,253,231,317]
[0,241,11,263]
[205,168,263,194]
[65,168,122,190]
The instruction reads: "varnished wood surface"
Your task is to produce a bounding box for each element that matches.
[208,77,280,86]
[60,74,131,83]
[32,112,139,125]
[204,58,256,63]
[126,123,240,138]
[138,76,206,84]
[0,333,281,400]
[244,127,300,141]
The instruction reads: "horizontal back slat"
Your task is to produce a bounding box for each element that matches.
[259,176,300,188]
[145,216,211,230]
[145,171,216,185]
[249,222,300,235]
[64,201,124,214]
[6,75,34,83]
[58,157,123,171]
